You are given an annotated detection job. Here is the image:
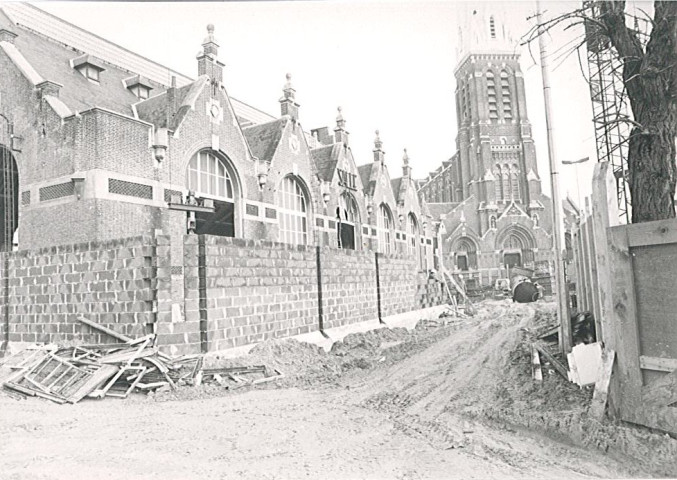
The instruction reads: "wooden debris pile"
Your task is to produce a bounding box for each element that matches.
[0,317,283,404]
[0,336,202,404]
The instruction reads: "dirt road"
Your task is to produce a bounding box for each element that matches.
[1,301,672,479]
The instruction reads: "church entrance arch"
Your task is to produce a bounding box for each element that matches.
[496,225,536,268]
[452,236,478,272]
[0,145,18,252]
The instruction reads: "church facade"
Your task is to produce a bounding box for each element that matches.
[0,3,433,267]
[418,6,555,287]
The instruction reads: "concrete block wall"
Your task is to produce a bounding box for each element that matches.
[201,236,318,352]
[319,247,378,330]
[378,254,420,317]
[0,236,156,345]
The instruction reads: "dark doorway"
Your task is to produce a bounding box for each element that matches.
[456,254,468,271]
[504,252,522,268]
[195,199,234,237]
[1,146,18,252]
[339,222,355,250]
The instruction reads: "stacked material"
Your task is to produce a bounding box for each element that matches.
[0,337,201,404]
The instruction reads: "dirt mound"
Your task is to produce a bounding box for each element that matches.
[460,302,677,477]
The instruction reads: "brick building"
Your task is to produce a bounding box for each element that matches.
[418,5,555,286]
[0,3,433,259]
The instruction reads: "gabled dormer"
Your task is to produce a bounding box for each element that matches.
[71,54,105,83]
[123,74,153,100]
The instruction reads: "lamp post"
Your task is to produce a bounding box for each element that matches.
[562,157,590,209]
[537,0,571,355]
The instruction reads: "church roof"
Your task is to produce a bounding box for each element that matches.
[426,202,460,219]
[242,117,288,163]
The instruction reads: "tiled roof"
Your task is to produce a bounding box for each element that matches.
[358,164,375,196]
[0,2,276,126]
[390,178,402,201]
[426,202,460,219]
[242,117,288,163]
[311,144,339,182]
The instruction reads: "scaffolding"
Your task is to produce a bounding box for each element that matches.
[584,1,649,223]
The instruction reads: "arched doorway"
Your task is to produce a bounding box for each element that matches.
[187,150,239,237]
[453,236,478,272]
[0,145,18,252]
[408,213,423,269]
[337,192,359,250]
[496,225,536,268]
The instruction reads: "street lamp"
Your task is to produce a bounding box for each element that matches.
[562,157,590,209]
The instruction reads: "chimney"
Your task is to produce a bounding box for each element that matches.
[373,130,385,164]
[279,73,299,122]
[36,80,62,98]
[0,28,18,44]
[334,107,349,146]
[311,127,333,145]
[197,24,224,83]
[402,148,411,178]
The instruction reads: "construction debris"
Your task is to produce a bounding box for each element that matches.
[1,329,283,404]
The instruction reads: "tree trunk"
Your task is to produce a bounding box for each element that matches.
[628,118,677,223]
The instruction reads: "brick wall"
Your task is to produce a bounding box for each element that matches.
[1,233,446,355]
[0,236,156,345]
[156,235,446,355]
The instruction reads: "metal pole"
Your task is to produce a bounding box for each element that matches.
[537,0,572,354]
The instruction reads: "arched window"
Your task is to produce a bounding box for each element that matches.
[408,213,422,268]
[532,213,540,227]
[187,150,233,200]
[501,164,510,201]
[0,145,18,252]
[501,70,512,119]
[490,215,497,229]
[493,166,502,201]
[187,150,236,237]
[487,71,498,122]
[378,204,394,254]
[278,175,309,245]
[337,193,359,250]
[511,171,520,200]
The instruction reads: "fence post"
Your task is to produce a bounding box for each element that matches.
[591,162,620,347]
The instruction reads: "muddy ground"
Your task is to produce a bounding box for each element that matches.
[1,300,676,479]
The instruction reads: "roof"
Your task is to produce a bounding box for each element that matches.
[242,117,288,163]
[358,164,375,196]
[311,144,339,182]
[0,2,276,126]
[426,202,460,219]
[390,178,402,201]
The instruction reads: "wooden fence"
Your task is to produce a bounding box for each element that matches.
[571,162,677,435]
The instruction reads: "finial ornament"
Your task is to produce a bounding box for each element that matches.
[283,73,295,99]
[207,24,215,34]
[403,148,409,166]
[336,106,345,129]
[374,130,383,150]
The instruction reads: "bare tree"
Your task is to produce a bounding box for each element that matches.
[525,1,677,223]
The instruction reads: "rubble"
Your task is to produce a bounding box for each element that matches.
[0,318,284,404]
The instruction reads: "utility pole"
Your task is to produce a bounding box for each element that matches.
[536,0,572,354]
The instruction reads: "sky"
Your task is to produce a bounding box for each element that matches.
[33,0,628,207]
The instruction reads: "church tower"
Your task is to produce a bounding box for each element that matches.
[453,4,543,233]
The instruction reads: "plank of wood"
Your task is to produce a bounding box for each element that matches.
[533,341,569,379]
[641,367,677,407]
[639,356,677,373]
[98,348,155,364]
[625,218,677,248]
[589,349,615,420]
[76,315,133,343]
[531,346,543,381]
[64,364,120,403]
